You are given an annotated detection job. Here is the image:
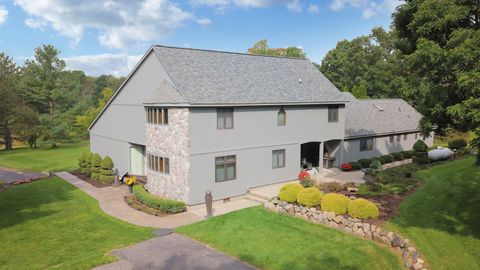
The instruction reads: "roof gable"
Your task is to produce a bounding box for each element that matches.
[345,99,422,138]
[152,46,349,105]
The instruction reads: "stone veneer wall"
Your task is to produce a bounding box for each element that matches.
[265,199,427,270]
[145,108,189,202]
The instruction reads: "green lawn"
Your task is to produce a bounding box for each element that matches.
[0,177,153,270]
[177,206,402,270]
[384,157,480,270]
[0,141,89,172]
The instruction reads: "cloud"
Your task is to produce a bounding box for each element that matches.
[191,0,303,12]
[196,18,212,25]
[63,53,143,77]
[14,0,209,49]
[307,3,319,13]
[0,6,8,26]
[329,0,401,18]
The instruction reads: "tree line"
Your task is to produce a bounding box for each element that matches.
[250,0,480,163]
[0,45,124,149]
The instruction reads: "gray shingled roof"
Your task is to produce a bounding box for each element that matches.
[151,46,349,105]
[345,99,422,138]
[145,80,186,104]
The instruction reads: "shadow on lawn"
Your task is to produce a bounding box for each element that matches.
[390,159,480,239]
[0,178,75,229]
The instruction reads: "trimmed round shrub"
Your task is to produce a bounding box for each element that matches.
[358,159,371,168]
[401,150,414,159]
[383,155,395,163]
[78,152,88,173]
[297,187,324,207]
[448,139,467,149]
[413,140,428,152]
[85,153,94,176]
[348,198,380,219]
[392,152,404,161]
[133,184,186,213]
[99,156,115,184]
[320,193,350,215]
[90,153,102,180]
[350,162,361,170]
[278,183,304,203]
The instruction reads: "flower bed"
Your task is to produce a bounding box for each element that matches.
[264,199,426,270]
[132,184,186,214]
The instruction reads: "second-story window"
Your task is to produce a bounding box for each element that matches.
[146,107,168,125]
[404,134,408,140]
[217,108,234,129]
[277,108,286,126]
[328,106,339,123]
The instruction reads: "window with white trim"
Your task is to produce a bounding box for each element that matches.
[146,107,168,125]
[147,153,169,174]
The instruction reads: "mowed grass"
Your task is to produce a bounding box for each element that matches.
[0,177,153,270]
[0,141,89,172]
[177,206,402,270]
[385,157,480,270]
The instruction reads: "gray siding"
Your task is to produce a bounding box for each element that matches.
[90,51,172,174]
[187,105,346,204]
[341,131,435,163]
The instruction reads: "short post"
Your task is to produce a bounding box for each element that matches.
[205,191,213,218]
[113,169,121,187]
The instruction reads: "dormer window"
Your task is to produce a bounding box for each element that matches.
[328,106,339,123]
[146,107,168,125]
[277,108,286,126]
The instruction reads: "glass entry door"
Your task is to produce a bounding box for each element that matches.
[130,144,145,175]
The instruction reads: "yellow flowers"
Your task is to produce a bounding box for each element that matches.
[125,176,136,186]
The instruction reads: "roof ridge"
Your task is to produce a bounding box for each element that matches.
[154,44,309,61]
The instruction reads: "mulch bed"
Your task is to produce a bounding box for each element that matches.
[124,195,169,217]
[71,171,111,188]
[359,182,422,226]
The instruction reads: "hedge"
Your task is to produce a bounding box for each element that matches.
[321,193,350,215]
[279,183,304,203]
[350,162,362,170]
[347,198,379,219]
[358,159,371,168]
[133,184,186,213]
[392,152,404,161]
[297,187,324,207]
[448,139,467,149]
[401,150,414,159]
[381,155,394,163]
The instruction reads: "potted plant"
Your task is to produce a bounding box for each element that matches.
[364,160,382,183]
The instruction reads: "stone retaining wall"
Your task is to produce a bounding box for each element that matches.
[265,198,427,270]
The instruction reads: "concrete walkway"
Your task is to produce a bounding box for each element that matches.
[0,167,49,184]
[54,172,204,228]
[94,231,256,270]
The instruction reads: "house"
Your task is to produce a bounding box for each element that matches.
[88,45,433,205]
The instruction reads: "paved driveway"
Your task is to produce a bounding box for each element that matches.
[0,167,48,184]
[95,231,256,270]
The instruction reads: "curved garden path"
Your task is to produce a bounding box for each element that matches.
[54,172,204,228]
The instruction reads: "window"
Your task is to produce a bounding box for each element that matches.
[404,134,408,140]
[215,155,236,182]
[415,133,418,139]
[217,108,234,129]
[396,135,401,142]
[328,106,339,123]
[277,108,286,126]
[360,138,373,152]
[147,153,169,174]
[389,135,394,142]
[272,149,286,168]
[146,107,168,125]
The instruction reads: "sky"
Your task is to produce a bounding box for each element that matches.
[0,0,401,77]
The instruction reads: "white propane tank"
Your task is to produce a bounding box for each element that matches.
[428,147,453,161]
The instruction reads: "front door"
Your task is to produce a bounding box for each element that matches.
[130,144,145,175]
